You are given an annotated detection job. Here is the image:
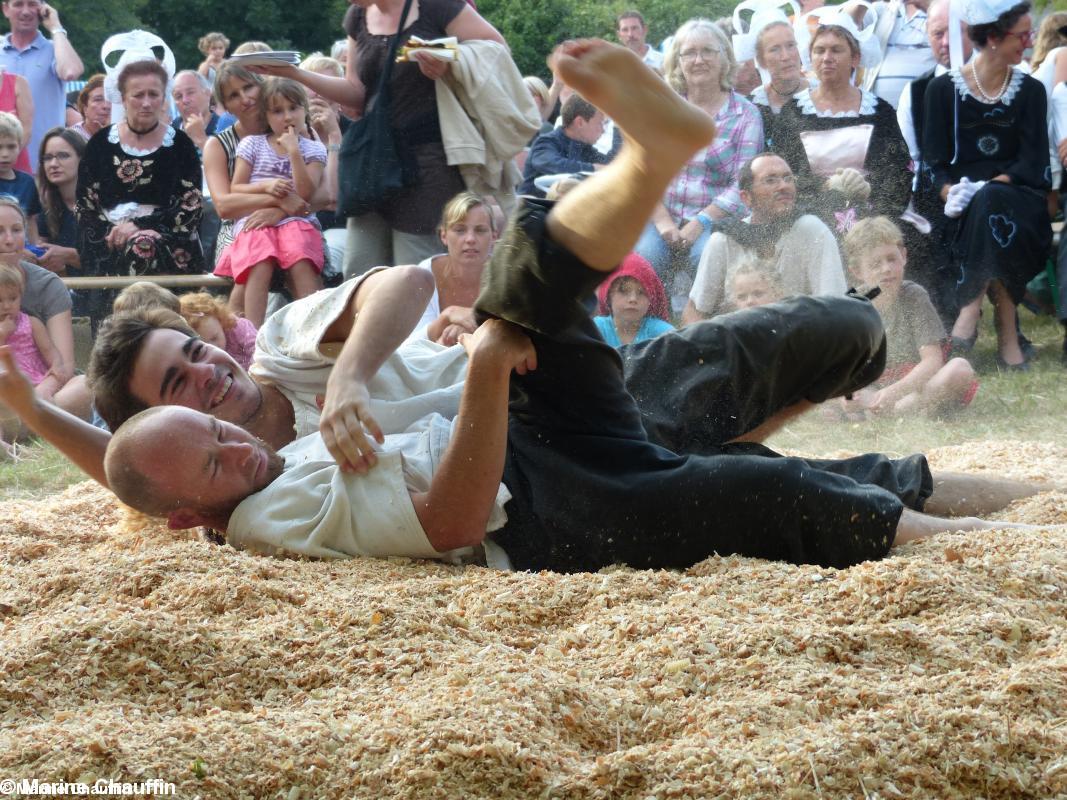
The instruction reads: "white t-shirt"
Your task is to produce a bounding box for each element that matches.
[642,46,664,71]
[405,255,443,344]
[227,416,513,568]
[250,274,468,439]
[689,215,846,317]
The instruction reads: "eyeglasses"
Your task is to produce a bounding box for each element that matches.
[41,152,74,164]
[754,174,796,187]
[679,47,722,62]
[1002,29,1033,47]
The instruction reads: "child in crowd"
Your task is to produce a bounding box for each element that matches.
[594,253,674,346]
[178,291,258,370]
[0,112,40,243]
[197,32,230,82]
[213,78,326,327]
[727,260,784,311]
[112,281,181,315]
[0,264,60,407]
[842,217,978,418]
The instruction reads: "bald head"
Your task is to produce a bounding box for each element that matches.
[105,405,285,531]
[927,0,972,66]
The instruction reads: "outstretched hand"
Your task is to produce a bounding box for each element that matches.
[317,376,385,473]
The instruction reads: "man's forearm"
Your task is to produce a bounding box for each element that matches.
[411,353,510,551]
[21,399,110,486]
[51,32,84,81]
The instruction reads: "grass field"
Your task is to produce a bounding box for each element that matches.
[0,305,1064,501]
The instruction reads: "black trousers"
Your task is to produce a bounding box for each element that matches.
[476,200,930,574]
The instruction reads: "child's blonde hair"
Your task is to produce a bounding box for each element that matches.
[842,216,905,273]
[113,282,181,315]
[179,291,238,333]
[0,111,23,146]
[198,32,230,56]
[728,260,783,302]
[0,262,25,293]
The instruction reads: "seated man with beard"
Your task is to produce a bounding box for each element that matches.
[682,153,846,322]
[81,41,1054,572]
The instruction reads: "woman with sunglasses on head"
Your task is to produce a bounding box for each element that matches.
[921,0,1049,370]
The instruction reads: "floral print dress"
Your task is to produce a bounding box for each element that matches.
[76,125,205,280]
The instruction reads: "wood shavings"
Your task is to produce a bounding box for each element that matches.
[0,442,1065,798]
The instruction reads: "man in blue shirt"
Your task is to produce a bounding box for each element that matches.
[519,93,610,197]
[171,70,235,154]
[0,0,83,171]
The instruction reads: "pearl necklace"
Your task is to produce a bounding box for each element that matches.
[971,62,1011,103]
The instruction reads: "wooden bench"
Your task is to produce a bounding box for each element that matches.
[61,275,231,291]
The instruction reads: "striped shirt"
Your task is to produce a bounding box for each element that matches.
[664,91,763,223]
[870,3,937,109]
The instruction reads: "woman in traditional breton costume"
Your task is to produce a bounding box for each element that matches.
[921,0,1049,369]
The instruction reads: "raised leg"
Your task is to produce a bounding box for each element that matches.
[545,39,716,271]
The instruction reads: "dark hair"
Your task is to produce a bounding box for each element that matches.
[117,60,169,97]
[561,94,598,128]
[617,10,646,28]
[968,1,1031,47]
[811,24,861,58]
[88,309,195,431]
[77,74,106,117]
[36,127,86,241]
[737,151,786,192]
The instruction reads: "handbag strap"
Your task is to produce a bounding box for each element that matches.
[371,0,416,98]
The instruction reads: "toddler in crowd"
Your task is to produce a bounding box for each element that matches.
[727,260,784,311]
[178,291,258,370]
[842,217,978,418]
[197,32,230,82]
[0,263,61,457]
[214,78,326,327]
[0,113,39,243]
[594,253,674,346]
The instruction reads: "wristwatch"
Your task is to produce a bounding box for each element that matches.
[327,143,341,153]
[50,26,68,37]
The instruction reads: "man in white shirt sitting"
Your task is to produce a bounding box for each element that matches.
[97,41,1054,573]
[682,153,846,322]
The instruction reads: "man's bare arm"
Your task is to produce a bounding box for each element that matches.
[410,320,535,552]
[318,266,436,470]
[0,347,109,486]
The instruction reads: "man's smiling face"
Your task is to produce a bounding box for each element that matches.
[127,329,261,424]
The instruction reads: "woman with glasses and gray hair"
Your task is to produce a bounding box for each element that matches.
[633,18,763,313]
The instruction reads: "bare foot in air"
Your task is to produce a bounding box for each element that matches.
[549,39,716,176]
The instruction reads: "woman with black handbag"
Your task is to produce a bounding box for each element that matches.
[254,0,505,279]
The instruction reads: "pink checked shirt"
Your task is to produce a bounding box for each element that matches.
[664,91,764,224]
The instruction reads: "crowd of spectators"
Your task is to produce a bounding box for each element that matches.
[0,0,1065,460]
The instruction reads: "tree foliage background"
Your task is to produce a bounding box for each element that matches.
[57,0,733,79]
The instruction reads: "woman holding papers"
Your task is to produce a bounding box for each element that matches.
[252,0,505,279]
